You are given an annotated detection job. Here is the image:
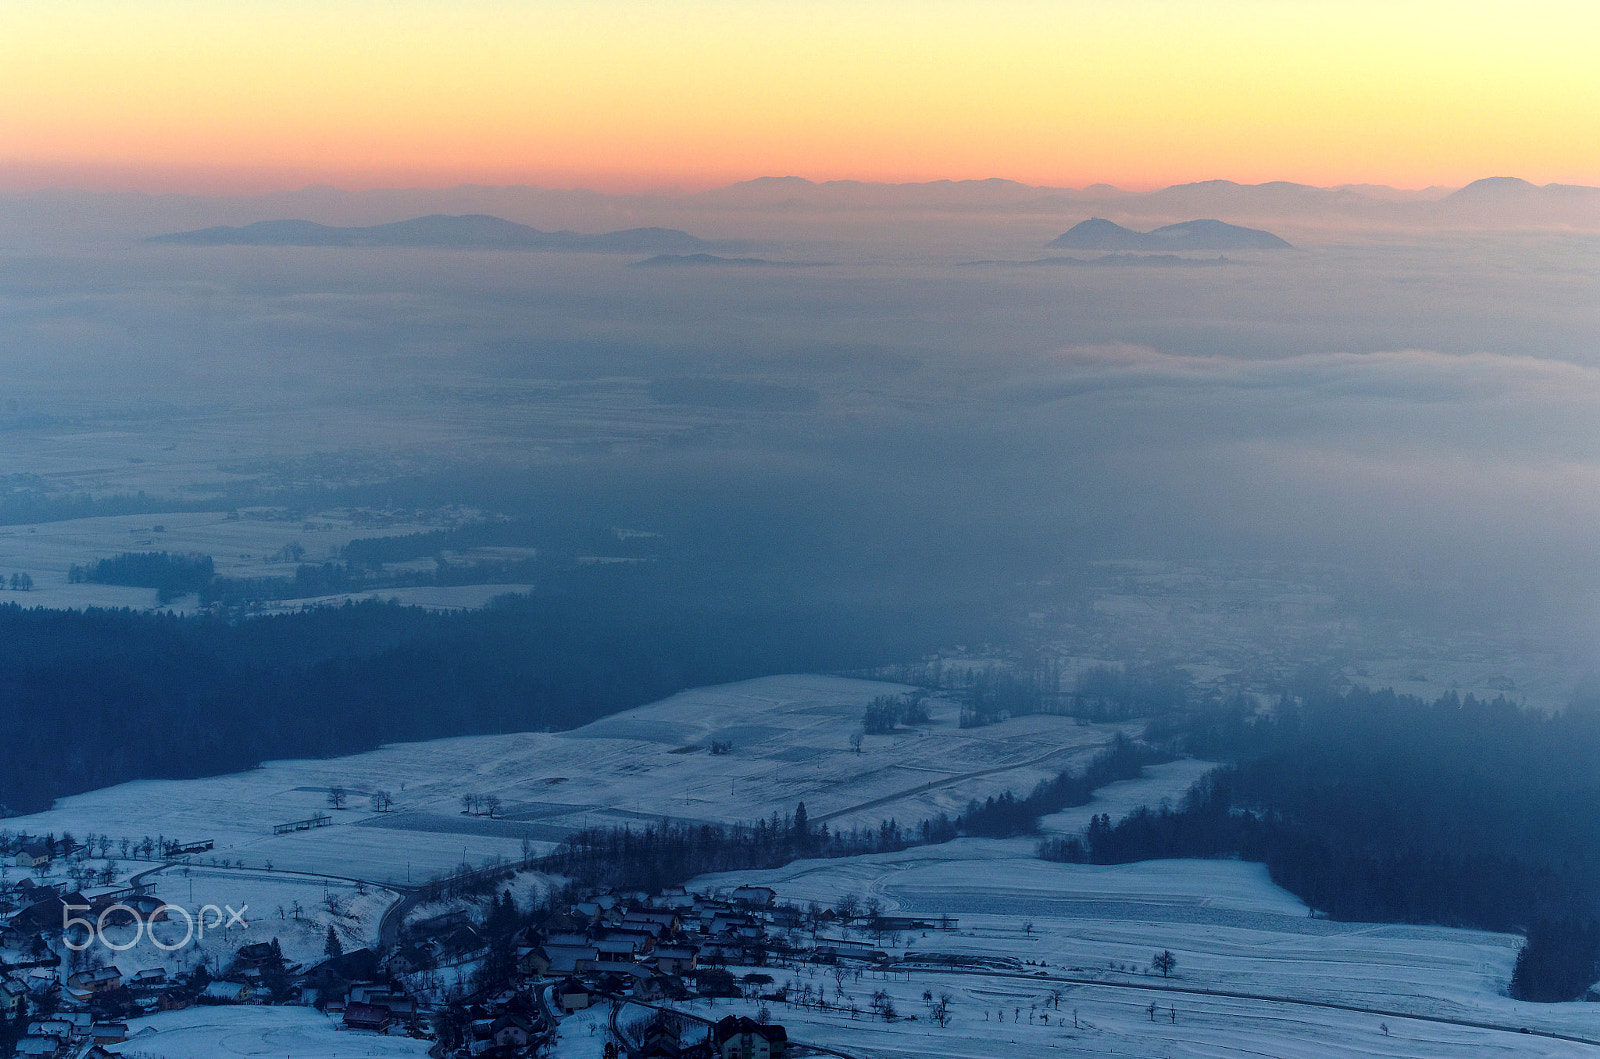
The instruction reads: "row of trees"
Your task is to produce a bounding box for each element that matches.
[860,692,930,734]
[198,555,545,606]
[459,793,503,817]
[539,742,1156,893]
[940,735,1158,838]
[69,551,214,602]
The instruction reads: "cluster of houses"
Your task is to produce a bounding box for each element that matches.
[512,884,810,1007]
[2,873,178,1009]
[396,883,825,1058]
[7,1013,128,1059]
[628,1014,788,1059]
[390,877,933,1057]
[0,865,347,1057]
[436,984,550,1057]
[2,846,919,1059]
[325,978,425,1036]
[431,986,788,1059]
[1,956,179,1059]
[2,871,191,1057]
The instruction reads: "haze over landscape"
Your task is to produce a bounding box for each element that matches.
[2,3,1600,1058]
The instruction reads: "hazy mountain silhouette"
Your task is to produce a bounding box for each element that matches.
[1444,176,1600,204]
[20,175,1596,250]
[1444,177,1542,202]
[151,214,714,253]
[1050,218,1291,250]
[703,176,1597,224]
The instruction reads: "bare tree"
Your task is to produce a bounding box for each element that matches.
[1152,950,1177,978]
[923,989,954,1027]
[328,786,347,810]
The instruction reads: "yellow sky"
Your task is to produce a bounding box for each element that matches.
[2,0,1597,191]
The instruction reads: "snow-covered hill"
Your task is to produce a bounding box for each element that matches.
[5,674,1131,883]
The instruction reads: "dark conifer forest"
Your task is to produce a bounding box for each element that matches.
[0,567,976,817]
[1037,685,1600,1000]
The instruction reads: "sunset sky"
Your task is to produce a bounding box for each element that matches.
[4,0,1597,193]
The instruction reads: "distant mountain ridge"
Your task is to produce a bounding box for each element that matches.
[150,214,716,253]
[677,176,1597,228]
[1050,218,1291,251]
[12,174,1595,249]
[1443,176,1600,203]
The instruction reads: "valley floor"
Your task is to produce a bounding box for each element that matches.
[685,846,1600,1057]
[13,673,1597,1057]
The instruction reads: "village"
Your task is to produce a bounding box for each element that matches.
[4,678,1590,1059]
[0,830,978,1059]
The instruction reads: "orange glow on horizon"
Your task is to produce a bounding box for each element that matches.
[2,1,1597,194]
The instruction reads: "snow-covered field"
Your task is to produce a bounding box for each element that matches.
[108,1005,431,1058]
[5,864,395,981]
[0,509,474,614]
[4,674,1133,884]
[689,845,1600,1057]
[13,668,1597,1057]
[647,978,1587,1059]
[127,866,395,970]
[1037,757,1218,836]
[545,1002,613,1059]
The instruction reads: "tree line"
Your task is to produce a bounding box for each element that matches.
[70,551,215,603]
[0,569,965,815]
[1042,683,1600,1001]
[537,739,1159,893]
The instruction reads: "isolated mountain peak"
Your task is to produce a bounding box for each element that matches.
[1049,217,1291,251]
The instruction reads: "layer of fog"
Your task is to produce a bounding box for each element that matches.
[2,188,1598,670]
